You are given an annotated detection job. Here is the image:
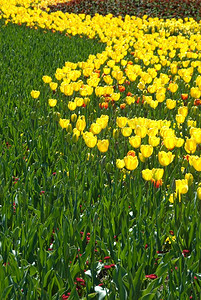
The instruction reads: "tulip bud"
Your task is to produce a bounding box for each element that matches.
[66,132,71,143]
[71,113,77,123]
[197,187,201,200]
[113,129,119,139]
[66,123,72,133]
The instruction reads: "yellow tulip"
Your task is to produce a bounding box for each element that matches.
[97,139,109,153]
[68,101,77,111]
[31,90,40,99]
[166,99,176,110]
[135,125,147,138]
[184,138,197,154]
[83,132,97,148]
[169,83,178,93]
[176,114,185,124]
[116,159,125,169]
[49,82,58,91]
[169,193,176,203]
[175,179,188,201]
[124,156,138,171]
[152,168,164,181]
[71,113,77,123]
[191,157,201,171]
[129,135,141,148]
[75,97,84,107]
[178,106,188,117]
[90,123,102,135]
[190,87,201,98]
[139,153,146,162]
[76,116,86,132]
[140,145,153,158]
[158,151,175,166]
[175,138,184,148]
[59,118,70,129]
[97,115,109,129]
[142,169,152,181]
[197,187,201,200]
[116,117,128,128]
[48,99,57,107]
[42,75,52,83]
[111,93,121,101]
[121,127,132,137]
[149,136,160,147]
[163,137,176,150]
[185,173,193,186]
[148,128,158,137]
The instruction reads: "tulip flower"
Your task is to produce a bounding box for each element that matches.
[97,139,109,153]
[116,159,125,169]
[140,145,153,158]
[48,99,57,107]
[129,135,141,148]
[158,151,175,166]
[31,90,40,99]
[124,156,138,171]
[76,116,86,132]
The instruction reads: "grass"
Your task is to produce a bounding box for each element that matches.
[1,3,201,299]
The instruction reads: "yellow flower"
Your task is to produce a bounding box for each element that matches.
[49,82,58,91]
[191,157,201,171]
[124,156,138,171]
[166,99,176,110]
[129,135,141,148]
[149,136,160,147]
[31,90,40,99]
[116,117,128,128]
[48,99,57,107]
[90,123,102,135]
[169,193,176,203]
[169,83,178,93]
[75,97,84,107]
[116,159,125,169]
[135,125,147,138]
[97,139,109,153]
[163,137,176,150]
[97,115,109,129]
[152,168,164,181]
[190,87,201,98]
[139,153,146,162]
[197,187,201,200]
[175,138,184,148]
[42,75,52,83]
[142,169,152,181]
[185,173,193,186]
[59,118,70,129]
[111,93,121,101]
[148,128,158,137]
[68,101,77,111]
[184,138,197,154]
[176,114,185,124]
[178,106,188,118]
[175,179,188,201]
[158,151,175,166]
[140,145,153,158]
[121,127,132,137]
[83,132,97,148]
[76,116,86,132]
[71,113,77,123]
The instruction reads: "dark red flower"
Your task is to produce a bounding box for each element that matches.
[145,274,158,279]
